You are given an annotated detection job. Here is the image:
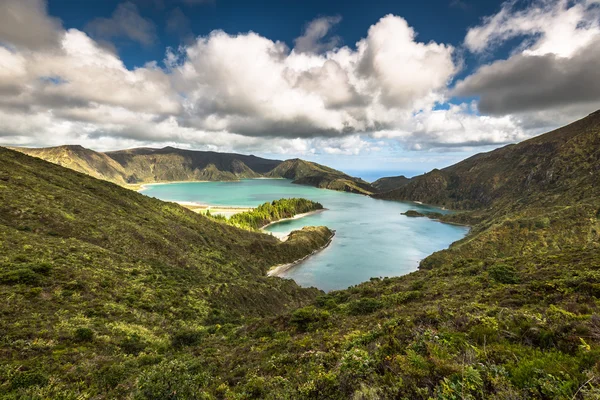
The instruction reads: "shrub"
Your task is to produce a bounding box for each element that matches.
[290,306,330,332]
[347,298,383,315]
[120,334,146,355]
[171,329,204,348]
[97,364,128,390]
[74,327,95,342]
[0,263,52,285]
[488,264,519,284]
[10,371,48,390]
[135,359,211,400]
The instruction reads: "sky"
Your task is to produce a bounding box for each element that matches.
[1,0,599,178]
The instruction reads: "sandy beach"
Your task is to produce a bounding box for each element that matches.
[175,201,253,215]
[137,180,211,192]
[267,230,335,277]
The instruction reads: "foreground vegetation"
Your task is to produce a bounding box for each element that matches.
[1,111,599,399]
[0,147,334,398]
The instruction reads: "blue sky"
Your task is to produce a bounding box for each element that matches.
[49,0,502,70]
[1,0,599,178]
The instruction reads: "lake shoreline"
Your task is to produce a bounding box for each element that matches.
[137,178,287,192]
[260,209,326,230]
[267,230,336,277]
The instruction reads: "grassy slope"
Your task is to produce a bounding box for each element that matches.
[0,148,335,398]
[170,113,599,399]
[371,175,411,193]
[9,145,130,185]
[267,158,376,195]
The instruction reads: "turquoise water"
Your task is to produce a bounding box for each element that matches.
[142,179,469,291]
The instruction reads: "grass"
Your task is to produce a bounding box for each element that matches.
[1,106,600,400]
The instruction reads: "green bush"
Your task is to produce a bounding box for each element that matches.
[228,198,323,230]
[290,306,330,332]
[488,264,519,284]
[0,263,52,285]
[135,359,211,400]
[171,329,205,348]
[10,371,48,390]
[74,327,95,342]
[347,298,383,315]
[120,334,146,355]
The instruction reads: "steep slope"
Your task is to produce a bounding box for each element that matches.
[374,110,600,211]
[10,145,130,185]
[371,174,411,193]
[105,146,274,183]
[11,145,374,195]
[142,113,598,399]
[0,147,336,397]
[267,158,376,194]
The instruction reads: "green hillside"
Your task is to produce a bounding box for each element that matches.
[373,110,600,211]
[2,111,600,399]
[0,147,334,398]
[372,175,411,193]
[267,158,375,194]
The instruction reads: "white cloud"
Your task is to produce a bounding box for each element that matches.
[458,0,600,120]
[0,0,63,50]
[465,0,600,57]
[0,2,586,159]
[171,14,457,138]
[372,104,529,150]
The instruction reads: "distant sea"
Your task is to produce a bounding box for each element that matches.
[343,169,423,183]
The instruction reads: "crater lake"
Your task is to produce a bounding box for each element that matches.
[141,179,469,291]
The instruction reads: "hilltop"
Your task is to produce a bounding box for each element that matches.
[12,145,376,194]
[371,174,411,193]
[267,158,375,194]
[373,110,600,211]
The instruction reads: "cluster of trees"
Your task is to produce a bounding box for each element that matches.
[216,198,323,230]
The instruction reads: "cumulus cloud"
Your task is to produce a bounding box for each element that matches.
[170,14,457,138]
[454,40,600,115]
[294,16,342,53]
[465,0,600,56]
[86,2,157,46]
[0,0,63,50]
[0,1,575,157]
[456,0,600,121]
[372,104,529,150]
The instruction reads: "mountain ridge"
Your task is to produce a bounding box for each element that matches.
[373,110,600,211]
[11,145,375,194]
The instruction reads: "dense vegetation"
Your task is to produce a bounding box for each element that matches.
[1,111,599,398]
[0,147,334,398]
[225,198,323,230]
[266,158,375,194]
[12,145,375,194]
[371,175,411,193]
